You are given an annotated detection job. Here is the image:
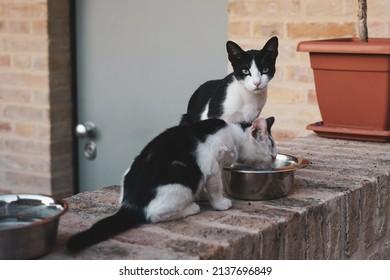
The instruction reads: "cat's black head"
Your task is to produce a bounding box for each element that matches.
[226,37,278,92]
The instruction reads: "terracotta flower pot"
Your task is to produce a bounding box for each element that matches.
[297,37,390,142]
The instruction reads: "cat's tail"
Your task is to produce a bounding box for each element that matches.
[179,113,198,126]
[66,207,146,252]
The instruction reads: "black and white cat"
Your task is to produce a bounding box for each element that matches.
[67,116,277,252]
[181,36,278,125]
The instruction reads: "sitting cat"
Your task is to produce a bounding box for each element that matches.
[67,116,277,252]
[180,36,278,125]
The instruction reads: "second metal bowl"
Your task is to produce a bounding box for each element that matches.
[0,194,68,259]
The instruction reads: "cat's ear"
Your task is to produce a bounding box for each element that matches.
[263,36,278,59]
[250,117,268,142]
[265,117,275,135]
[226,41,245,65]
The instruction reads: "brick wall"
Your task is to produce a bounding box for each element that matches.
[43,136,390,259]
[228,0,390,140]
[0,0,73,197]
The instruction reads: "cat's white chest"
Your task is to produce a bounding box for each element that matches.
[222,81,267,123]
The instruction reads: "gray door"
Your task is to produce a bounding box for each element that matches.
[75,0,228,192]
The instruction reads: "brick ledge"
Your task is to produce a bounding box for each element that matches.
[42,135,390,259]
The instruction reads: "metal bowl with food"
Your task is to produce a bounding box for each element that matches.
[223,153,309,200]
[0,194,68,259]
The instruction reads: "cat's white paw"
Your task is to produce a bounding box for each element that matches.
[211,197,232,211]
[184,203,201,217]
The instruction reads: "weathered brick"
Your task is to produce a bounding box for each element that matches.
[0,20,6,32]
[12,54,31,69]
[229,0,301,17]
[4,138,49,155]
[368,242,390,260]
[287,22,356,39]
[229,21,250,38]
[272,129,299,141]
[219,213,272,232]
[0,154,29,171]
[307,89,318,105]
[8,20,30,33]
[305,205,325,259]
[0,72,49,87]
[4,170,51,193]
[368,21,390,38]
[253,22,283,38]
[0,88,32,103]
[344,189,361,257]
[0,54,11,67]
[32,54,48,70]
[228,1,261,17]
[3,36,48,52]
[306,0,341,16]
[374,174,389,240]
[215,215,274,258]
[368,0,390,17]
[362,180,375,249]
[286,65,314,83]
[323,196,343,259]
[34,124,50,140]
[32,20,47,34]
[267,86,306,104]
[159,238,225,260]
[284,212,305,259]
[0,121,11,132]
[1,2,47,19]
[14,122,35,137]
[32,89,50,105]
[341,0,356,16]
[3,104,47,122]
[260,221,281,259]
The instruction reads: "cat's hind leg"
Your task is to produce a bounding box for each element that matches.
[145,184,200,223]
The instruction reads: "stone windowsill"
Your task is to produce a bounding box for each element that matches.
[42,135,390,259]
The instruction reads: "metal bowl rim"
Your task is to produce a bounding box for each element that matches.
[223,153,309,174]
[0,194,68,232]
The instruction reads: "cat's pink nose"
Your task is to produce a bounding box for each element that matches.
[254,81,261,88]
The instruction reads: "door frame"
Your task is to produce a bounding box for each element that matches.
[70,0,80,193]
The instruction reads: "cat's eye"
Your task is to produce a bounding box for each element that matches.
[262,67,269,74]
[242,69,250,75]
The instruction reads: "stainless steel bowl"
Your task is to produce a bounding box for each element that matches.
[0,194,68,259]
[223,153,309,200]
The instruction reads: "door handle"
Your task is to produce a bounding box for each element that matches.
[75,121,96,139]
[75,121,97,160]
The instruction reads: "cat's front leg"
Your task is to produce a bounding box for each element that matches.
[205,171,232,211]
